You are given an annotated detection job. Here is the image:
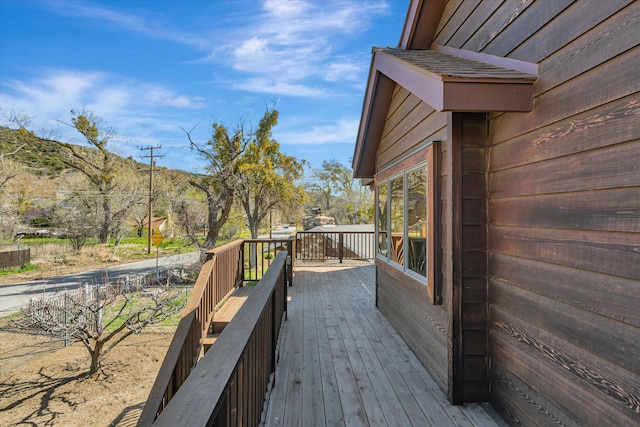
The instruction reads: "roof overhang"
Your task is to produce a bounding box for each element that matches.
[353,48,537,179]
[400,0,447,49]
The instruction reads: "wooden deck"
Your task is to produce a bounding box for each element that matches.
[261,262,507,427]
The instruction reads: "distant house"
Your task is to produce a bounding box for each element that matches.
[127,216,175,239]
[353,1,639,425]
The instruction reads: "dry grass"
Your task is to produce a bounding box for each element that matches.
[0,242,156,286]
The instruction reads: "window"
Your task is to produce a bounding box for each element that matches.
[375,143,438,303]
[407,167,427,276]
[377,182,388,256]
[390,175,404,264]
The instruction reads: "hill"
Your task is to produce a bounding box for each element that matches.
[0,126,194,182]
[0,126,71,174]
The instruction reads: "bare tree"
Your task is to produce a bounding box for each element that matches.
[0,153,26,240]
[182,120,247,251]
[174,192,208,245]
[56,110,132,243]
[0,107,34,132]
[0,150,24,192]
[15,285,185,375]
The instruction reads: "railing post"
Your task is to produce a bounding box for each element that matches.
[236,241,245,286]
[286,237,293,287]
[339,232,344,263]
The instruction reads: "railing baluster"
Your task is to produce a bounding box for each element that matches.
[141,230,373,426]
[294,230,374,262]
[138,240,245,426]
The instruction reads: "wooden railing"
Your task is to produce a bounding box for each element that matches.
[151,252,288,426]
[138,230,369,426]
[296,231,375,262]
[138,240,244,426]
[243,234,295,280]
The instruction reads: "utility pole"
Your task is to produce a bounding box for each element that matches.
[141,146,163,254]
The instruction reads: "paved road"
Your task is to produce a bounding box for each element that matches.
[258,227,296,240]
[0,252,199,314]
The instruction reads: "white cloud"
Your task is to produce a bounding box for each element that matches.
[45,0,209,49]
[1,69,204,115]
[0,69,207,158]
[278,117,359,145]
[215,0,390,96]
[142,86,207,108]
[233,78,326,97]
[233,37,271,72]
[323,61,362,82]
[40,0,390,99]
[263,0,309,17]
[2,70,105,115]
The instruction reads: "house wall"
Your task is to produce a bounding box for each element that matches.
[434,1,640,425]
[449,112,489,403]
[375,85,450,390]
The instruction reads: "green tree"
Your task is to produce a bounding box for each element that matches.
[183,120,246,250]
[237,108,306,238]
[306,159,373,224]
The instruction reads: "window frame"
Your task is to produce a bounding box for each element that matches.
[375,143,437,303]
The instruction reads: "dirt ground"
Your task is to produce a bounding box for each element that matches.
[0,319,175,427]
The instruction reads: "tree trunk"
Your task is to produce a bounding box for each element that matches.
[100,196,112,243]
[89,340,105,374]
[249,221,260,239]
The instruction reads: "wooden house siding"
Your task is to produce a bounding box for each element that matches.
[377,86,447,170]
[430,0,640,424]
[358,1,639,425]
[375,86,450,390]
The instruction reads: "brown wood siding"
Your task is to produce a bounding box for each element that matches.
[375,84,450,394]
[509,0,635,63]
[376,261,449,390]
[449,112,489,404]
[377,86,447,171]
[426,0,640,424]
[426,0,640,422]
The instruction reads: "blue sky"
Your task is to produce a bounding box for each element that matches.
[0,0,406,176]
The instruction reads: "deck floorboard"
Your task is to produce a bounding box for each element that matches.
[261,262,505,427]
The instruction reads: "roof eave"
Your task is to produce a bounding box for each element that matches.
[353,48,536,179]
[352,62,394,180]
[400,0,447,49]
[355,0,447,180]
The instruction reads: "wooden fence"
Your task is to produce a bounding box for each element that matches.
[25,286,98,344]
[138,240,244,426]
[151,252,288,427]
[0,247,30,269]
[24,270,184,345]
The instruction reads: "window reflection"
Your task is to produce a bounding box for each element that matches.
[390,176,404,264]
[407,167,427,276]
[373,144,439,304]
[377,182,388,256]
